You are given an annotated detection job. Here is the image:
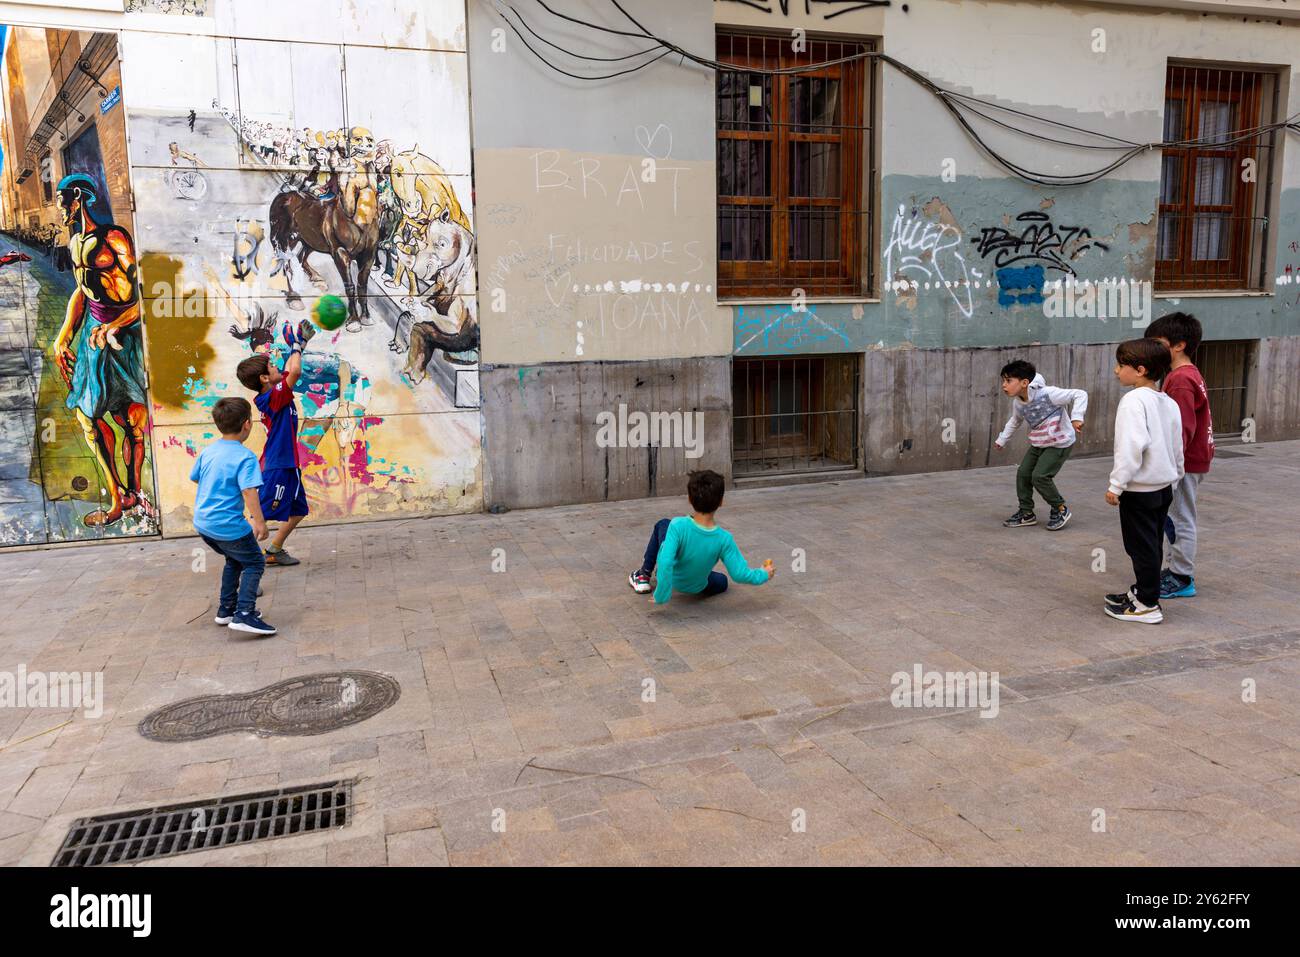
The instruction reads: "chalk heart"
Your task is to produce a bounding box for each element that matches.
[635,123,673,160]
[543,270,570,308]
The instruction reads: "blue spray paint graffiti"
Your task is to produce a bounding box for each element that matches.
[994,265,1045,306]
[733,304,854,355]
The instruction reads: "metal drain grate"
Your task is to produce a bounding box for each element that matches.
[52,780,353,866]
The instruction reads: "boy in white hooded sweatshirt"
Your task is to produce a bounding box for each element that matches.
[994,359,1089,531]
[1104,338,1185,624]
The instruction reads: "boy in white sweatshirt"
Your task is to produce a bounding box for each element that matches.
[994,360,1089,531]
[1104,339,1185,624]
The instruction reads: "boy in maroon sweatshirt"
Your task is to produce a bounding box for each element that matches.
[1145,313,1214,599]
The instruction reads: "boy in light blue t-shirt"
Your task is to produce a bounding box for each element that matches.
[190,397,276,636]
[629,470,774,603]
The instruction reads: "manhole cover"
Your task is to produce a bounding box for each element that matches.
[52,780,353,866]
[139,671,400,741]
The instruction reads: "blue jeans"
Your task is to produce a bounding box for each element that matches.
[200,532,265,614]
[642,518,728,597]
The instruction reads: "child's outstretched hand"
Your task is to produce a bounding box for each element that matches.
[763,558,776,580]
[281,321,299,351]
[297,318,317,348]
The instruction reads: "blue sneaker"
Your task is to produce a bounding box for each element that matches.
[229,610,277,636]
[214,605,236,625]
[1160,573,1196,599]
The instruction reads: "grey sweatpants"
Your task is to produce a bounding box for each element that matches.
[1164,471,1205,577]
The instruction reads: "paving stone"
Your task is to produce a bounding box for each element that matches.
[2,443,1299,864]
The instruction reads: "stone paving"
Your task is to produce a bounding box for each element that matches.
[2,441,1299,866]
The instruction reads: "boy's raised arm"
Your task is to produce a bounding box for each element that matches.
[280,319,314,390]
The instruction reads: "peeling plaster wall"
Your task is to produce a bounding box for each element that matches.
[713,0,1300,455]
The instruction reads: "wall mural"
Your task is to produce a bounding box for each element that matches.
[1,26,159,546]
[130,38,482,536]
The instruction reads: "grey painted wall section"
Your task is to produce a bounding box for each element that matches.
[480,358,732,509]
[467,0,715,160]
[862,342,1149,476]
[863,334,1294,475]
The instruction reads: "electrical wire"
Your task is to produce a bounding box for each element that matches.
[499,0,1300,187]
[492,2,672,79]
[502,0,662,62]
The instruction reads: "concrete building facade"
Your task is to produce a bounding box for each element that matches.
[469,0,1300,508]
[0,0,1297,546]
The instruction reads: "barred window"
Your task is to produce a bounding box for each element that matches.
[1156,64,1277,291]
[716,31,871,299]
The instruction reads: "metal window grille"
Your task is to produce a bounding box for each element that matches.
[716,31,874,299]
[1196,339,1255,438]
[733,355,860,476]
[1156,64,1278,291]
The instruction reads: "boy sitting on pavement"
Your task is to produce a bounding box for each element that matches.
[629,470,774,604]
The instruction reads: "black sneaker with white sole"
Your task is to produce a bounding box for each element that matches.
[1002,509,1037,528]
[216,587,264,624]
[1104,597,1163,624]
[1104,588,1135,609]
[229,610,277,635]
[1046,504,1072,530]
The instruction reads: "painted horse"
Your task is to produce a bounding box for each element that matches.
[269,130,382,331]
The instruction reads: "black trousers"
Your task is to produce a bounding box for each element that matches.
[1119,486,1174,607]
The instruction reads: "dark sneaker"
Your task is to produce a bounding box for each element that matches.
[1104,597,1163,624]
[264,548,300,567]
[1104,588,1135,609]
[229,610,277,635]
[1161,573,1196,599]
[1046,504,1072,531]
[215,606,235,625]
[1002,509,1037,528]
[628,568,652,594]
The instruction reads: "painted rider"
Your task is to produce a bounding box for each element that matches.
[51,173,153,527]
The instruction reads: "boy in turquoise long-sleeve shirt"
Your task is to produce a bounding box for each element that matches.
[629,470,774,603]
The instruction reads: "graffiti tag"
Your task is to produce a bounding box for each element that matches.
[969,211,1109,276]
[883,203,973,318]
